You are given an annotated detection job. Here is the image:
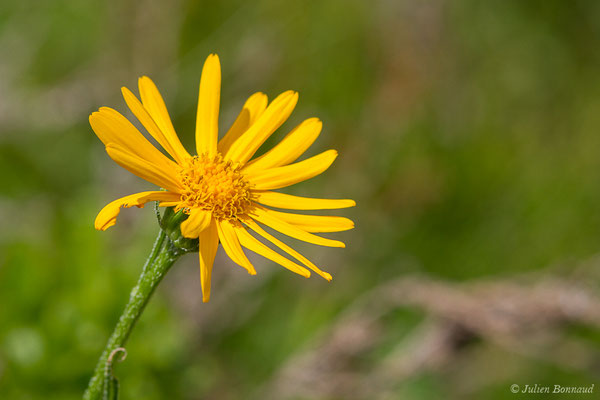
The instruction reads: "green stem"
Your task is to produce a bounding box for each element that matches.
[83,229,182,399]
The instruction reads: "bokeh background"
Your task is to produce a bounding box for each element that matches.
[3,0,600,399]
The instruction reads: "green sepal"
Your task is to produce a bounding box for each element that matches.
[159,206,199,253]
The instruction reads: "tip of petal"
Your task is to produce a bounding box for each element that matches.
[204,53,221,66]
[304,117,321,125]
[95,219,116,231]
[121,86,133,97]
[300,269,311,278]
[89,110,103,122]
[289,91,299,103]
[276,90,299,103]
[299,117,323,132]
[138,76,154,88]
[94,211,117,231]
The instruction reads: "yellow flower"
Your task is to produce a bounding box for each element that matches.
[90,54,355,302]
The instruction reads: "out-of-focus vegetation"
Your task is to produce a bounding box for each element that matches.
[3,0,600,399]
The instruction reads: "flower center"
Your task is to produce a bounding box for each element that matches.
[178,154,252,220]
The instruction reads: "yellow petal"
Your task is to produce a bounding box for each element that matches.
[225,91,298,164]
[89,107,179,172]
[157,201,179,207]
[180,209,211,238]
[243,118,322,173]
[196,54,221,156]
[121,86,189,164]
[95,191,180,231]
[216,220,256,275]
[234,225,311,278]
[105,144,182,193]
[218,92,268,154]
[199,219,219,302]
[246,150,338,190]
[258,209,355,233]
[243,217,331,281]
[254,191,356,210]
[250,206,345,248]
[137,76,190,162]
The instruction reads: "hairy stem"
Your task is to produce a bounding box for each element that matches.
[83,229,181,399]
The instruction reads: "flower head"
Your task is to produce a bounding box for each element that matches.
[91,54,355,302]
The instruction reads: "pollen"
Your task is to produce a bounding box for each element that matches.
[178,153,252,220]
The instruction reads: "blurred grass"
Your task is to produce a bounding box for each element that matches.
[2,0,600,399]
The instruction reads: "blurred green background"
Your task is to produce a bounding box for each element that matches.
[3,0,600,399]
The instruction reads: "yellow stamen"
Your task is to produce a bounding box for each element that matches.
[178,153,252,220]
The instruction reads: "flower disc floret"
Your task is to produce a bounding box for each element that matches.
[178,153,252,220]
